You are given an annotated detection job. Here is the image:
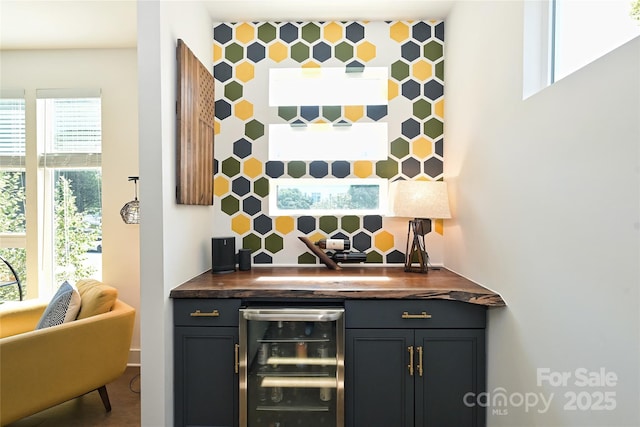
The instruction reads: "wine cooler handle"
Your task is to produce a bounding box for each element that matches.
[234,343,239,374]
[401,311,432,319]
[242,309,343,322]
[190,309,220,317]
[407,346,414,376]
[417,346,424,377]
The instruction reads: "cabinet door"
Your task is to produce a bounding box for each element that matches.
[175,326,239,427]
[415,329,486,427]
[345,329,414,427]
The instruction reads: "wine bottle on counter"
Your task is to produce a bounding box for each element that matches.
[330,251,366,263]
[313,238,351,251]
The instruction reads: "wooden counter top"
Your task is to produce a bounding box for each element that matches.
[170,266,506,307]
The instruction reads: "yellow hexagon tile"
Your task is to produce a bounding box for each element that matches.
[302,60,321,69]
[390,22,410,42]
[412,137,433,159]
[323,22,343,44]
[235,61,255,83]
[353,161,373,178]
[213,43,222,62]
[214,175,229,197]
[388,79,398,101]
[234,100,254,121]
[275,216,295,235]
[269,42,288,63]
[374,230,395,252]
[412,60,433,81]
[243,157,263,179]
[344,105,364,122]
[434,218,444,235]
[231,214,251,235]
[308,231,326,244]
[356,41,376,62]
[236,23,255,44]
[434,99,445,119]
[214,120,220,135]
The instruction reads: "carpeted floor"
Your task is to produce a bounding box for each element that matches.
[6,366,141,427]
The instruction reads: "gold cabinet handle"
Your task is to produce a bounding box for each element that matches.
[417,346,423,377]
[190,309,220,317]
[401,311,432,319]
[407,346,414,376]
[234,343,239,374]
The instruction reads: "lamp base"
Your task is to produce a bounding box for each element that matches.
[404,218,430,274]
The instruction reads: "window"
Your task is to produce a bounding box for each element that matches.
[269,67,389,106]
[0,93,26,301]
[37,90,102,293]
[269,178,387,216]
[1,89,103,300]
[268,122,388,161]
[523,0,640,98]
[552,0,640,82]
[268,67,390,215]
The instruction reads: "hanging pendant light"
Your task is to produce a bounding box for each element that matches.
[120,176,140,224]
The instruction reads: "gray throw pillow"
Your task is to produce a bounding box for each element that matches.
[35,281,82,329]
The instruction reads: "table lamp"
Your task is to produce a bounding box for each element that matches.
[388,180,451,273]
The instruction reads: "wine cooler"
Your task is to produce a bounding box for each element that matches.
[239,306,345,427]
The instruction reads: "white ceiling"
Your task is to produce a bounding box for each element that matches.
[0,0,456,50]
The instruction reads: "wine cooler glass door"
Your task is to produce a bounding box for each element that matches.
[240,308,344,427]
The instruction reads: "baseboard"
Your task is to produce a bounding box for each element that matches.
[128,348,141,366]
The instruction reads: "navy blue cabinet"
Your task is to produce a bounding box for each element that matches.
[345,300,487,427]
[174,298,488,427]
[174,299,241,427]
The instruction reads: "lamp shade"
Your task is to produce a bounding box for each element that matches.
[120,200,140,224]
[120,176,140,224]
[389,180,451,219]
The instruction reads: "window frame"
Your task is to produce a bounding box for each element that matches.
[35,90,103,296]
[0,93,27,301]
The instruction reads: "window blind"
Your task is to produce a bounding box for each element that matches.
[0,98,26,157]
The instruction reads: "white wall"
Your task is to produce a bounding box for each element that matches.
[0,48,141,363]
[137,1,216,425]
[445,1,639,425]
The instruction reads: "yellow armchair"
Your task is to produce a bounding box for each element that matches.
[0,292,135,425]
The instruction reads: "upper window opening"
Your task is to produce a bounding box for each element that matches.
[552,0,640,82]
[268,122,388,161]
[269,67,388,106]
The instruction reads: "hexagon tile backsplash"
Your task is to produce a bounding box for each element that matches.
[212,20,446,266]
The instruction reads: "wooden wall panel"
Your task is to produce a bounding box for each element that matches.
[176,39,215,205]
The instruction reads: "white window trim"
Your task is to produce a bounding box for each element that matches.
[522,0,553,99]
[0,232,26,249]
